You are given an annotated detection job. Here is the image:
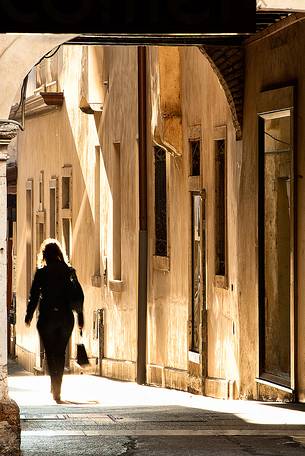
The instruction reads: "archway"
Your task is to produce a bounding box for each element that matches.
[1,10,301,451]
[0,34,77,455]
[0,34,244,454]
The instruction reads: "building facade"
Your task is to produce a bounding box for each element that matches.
[12,13,305,404]
[14,45,139,380]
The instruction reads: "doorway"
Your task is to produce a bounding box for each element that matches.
[258,96,295,390]
[188,190,207,394]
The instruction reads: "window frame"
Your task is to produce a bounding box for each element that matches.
[257,85,296,391]
[26,179,33,297]
[153,145,170,269]
[213,125,228,289]
[190,139,201,177]
[49,177,58,239]
[60,165,72,260]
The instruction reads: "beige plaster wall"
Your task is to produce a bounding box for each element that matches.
[94,45,139,366]
[241,20,305,399]
[180,47,239,389]
[0,34,74,407]
[0,34,75,118]
[16,45,139,377]
[146,46,239,394]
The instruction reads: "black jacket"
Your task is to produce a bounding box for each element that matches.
[25,261,83,326]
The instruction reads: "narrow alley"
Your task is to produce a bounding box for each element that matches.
[8,361,305,455]
[3,3,305,455]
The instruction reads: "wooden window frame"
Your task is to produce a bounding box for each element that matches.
[190,139,201,177]
[60,165,72,260]
[153,145,170,271]
[112,142,122,281]
[92,146,102,287]
[257,85,296,391]
[213,125,228,289]
[38,170,44,211]
[26,179,33,297]
[187,125,205,363]
[61,165,72,218]
[109,142,124,292]
[49,177,58,239]
[36,210,45,253]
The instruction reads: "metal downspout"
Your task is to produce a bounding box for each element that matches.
[136,46,148,385]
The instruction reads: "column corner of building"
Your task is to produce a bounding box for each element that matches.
[0,398,21,456]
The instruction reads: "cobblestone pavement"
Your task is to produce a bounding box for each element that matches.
[7,361,305,455]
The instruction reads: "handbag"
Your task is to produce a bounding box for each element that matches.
[68,267,84,313]
[76,330,89,366]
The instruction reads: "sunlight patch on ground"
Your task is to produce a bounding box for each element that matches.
[8,373,305,426]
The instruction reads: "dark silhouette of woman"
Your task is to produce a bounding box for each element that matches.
[25,239,84,403]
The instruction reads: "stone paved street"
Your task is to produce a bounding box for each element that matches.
[7,361,305,455]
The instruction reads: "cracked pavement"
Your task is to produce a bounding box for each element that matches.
[8,361,305,455]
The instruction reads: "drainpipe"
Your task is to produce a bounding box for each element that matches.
[136,46,148,385]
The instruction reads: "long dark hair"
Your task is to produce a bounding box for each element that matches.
[37,238,70,268]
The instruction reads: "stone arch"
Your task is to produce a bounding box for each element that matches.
[0,34,77,118]
[199,45,244,140]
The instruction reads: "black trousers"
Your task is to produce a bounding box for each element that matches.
[37,313,74,395]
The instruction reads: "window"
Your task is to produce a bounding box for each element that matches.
[62,176,71,210]
[213,125,227,287]
[258,105,294,387]
[187,128,205,359]
[190,140,200,176]
[7,194,16,225]
[39,171,44,211]
[36,171,45,253]
[36,215,45,253]
[62,218,71,260]
[112,143,121,280]
[92,146,101,285]
[215,138,226,277]
[26,180,33,296]
[154,146,167,257]
[191,193,202,353]
[49,178,57,238]
[61,165,72,259]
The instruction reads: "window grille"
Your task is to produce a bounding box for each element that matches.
[62,218,71,259]
[215,139,226,276]
[190,140,200,176]
[154,147,167,257]
[49,180,57,239]
[62,176,70,209]
[26,180,33,297]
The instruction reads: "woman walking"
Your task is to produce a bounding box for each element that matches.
[25,239,84,403]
